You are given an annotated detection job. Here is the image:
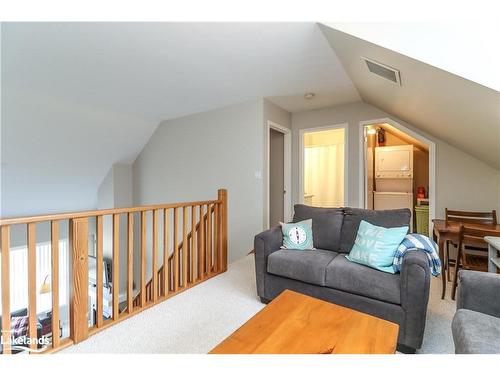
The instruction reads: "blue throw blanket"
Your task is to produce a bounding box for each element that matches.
[393,233,441,276]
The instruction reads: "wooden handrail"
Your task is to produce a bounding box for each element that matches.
[0,189,228,354]
[0,199,221,225]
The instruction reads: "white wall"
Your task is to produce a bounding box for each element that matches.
[113,164,133,208]
[97,163,133,210]
[1,87,154,219]
[263,99,292,131]
[96,163,133,294]
[132,100,264,263]
[291,101,500,217]
[97,167,114,209]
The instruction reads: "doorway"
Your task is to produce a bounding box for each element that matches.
[267,121,291,228]
[359,119,436,234]
[300,125,347,208]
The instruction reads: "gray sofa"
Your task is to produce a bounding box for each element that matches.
[254,205,431,353]
[452,270,500,354]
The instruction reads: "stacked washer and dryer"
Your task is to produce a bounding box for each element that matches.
[373,145,415,229]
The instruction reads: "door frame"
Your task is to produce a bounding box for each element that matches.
[267,121,292,227]
[358,118,436,230]
[299,123,349,206]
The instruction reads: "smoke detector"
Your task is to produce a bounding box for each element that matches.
[304,92,315,100]
[363,57,401,86]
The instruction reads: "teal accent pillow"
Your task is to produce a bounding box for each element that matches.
[346,220,408,273]
[280,219,314,250]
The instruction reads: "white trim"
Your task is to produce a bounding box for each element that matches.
[358,118,436,231]
[266,121,292,228]
[299,123,349,207]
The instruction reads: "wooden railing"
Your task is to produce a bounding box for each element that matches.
[132,204,217,308]
[0,189,228,354]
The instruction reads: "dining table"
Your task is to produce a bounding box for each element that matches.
[432,219,500,299]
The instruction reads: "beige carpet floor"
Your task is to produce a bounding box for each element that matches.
[62,254,456,354]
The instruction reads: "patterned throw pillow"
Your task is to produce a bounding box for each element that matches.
[10,316,29,338]
[280,219,314,250]
[346,220,408,273]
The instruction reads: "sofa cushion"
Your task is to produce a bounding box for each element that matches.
[346,220,409,274]
[340,208,411,253]
[293,204,344,251]
[325,255,401,304]
[280,219,314,250]
[452,309,500,354]
[267,249,339,286]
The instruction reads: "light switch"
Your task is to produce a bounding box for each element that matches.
[254,171,262,179]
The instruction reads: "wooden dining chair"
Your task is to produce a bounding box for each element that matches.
[451,224,500,300]
[445,208,497,280]
[445,209,497,226]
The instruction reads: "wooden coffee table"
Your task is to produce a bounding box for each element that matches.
[209,290,399,354]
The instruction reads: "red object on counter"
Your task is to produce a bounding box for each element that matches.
[417,186,426,199]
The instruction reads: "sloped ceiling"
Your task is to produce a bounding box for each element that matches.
[323,22,500,93]
[3,23,359,121]
[319,24,500,170]
[1,22,359,217]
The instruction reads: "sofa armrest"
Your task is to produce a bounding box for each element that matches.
[399,250,431,349]
[254,226,282,297]
[457,270,500,318]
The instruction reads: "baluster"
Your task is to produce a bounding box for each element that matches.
[207,204,212,276]
[27,223,37,351]
[173,207,179,291]
[51,221,60,347]
[127,213,134,313]
[218,202,223,273]
[158,265,163,296]
[152,210,158,301]
[191,206,197,283]
[182,207,188,288]
[1,225,11,354]
[163,209,169,296]
[199,205,205,279]
[112,214,120,320]
[214,203,219,273]
[96,216,104,328]
[140,211,146,307]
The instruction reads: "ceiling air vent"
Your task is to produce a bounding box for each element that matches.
[363,57,401,85]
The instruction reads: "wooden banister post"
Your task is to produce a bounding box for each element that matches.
[218,189,228,272]
[1,225,11,354]
[69,218,89,344]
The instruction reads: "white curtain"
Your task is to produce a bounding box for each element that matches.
[304,144,344,207]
